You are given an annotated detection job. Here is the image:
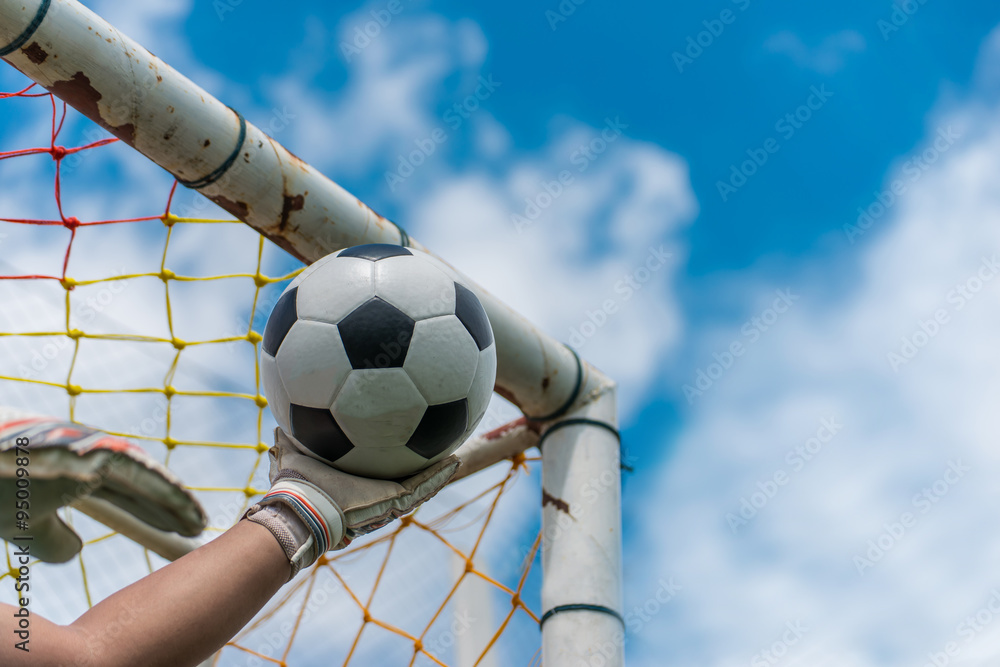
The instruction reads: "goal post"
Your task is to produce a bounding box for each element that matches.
[541,382,623,666]
[0,0,625,664]
[69,418,543,563]
[0,0,580,420]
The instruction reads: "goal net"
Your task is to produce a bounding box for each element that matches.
[0,82,544,667]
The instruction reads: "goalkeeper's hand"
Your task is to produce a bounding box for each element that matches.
[245,428,460,579]
[0,407,207,563]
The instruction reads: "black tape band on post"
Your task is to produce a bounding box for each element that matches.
[395,224,409,248]
[526,346,583,423]
[177,109,247,190]
[0,0,51,57]
[539,603,625,628]
[536,418,620,448]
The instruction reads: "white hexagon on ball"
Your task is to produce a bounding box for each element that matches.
[466,344,497,426]
[261,352,291,433]
[332,368,428,448]
[333,446,432,480]
[260,243,498,480]
[404,315,480,405]
[295,254,375,324]
[275,320,352,410]
[374,254,457,321]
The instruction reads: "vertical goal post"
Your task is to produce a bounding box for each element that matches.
[0,0,625,664]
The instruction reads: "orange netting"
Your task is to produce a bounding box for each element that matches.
[0,83,543,666]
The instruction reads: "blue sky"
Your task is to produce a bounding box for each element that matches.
[185,0,997,266]
[7,0,1000,665]
[174,0,1000,431]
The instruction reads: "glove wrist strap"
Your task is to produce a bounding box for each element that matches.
[245,503,315,580]
[246,478,346,578]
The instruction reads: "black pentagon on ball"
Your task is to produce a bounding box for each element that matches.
[406,399,469,459]
[289,404,355,462]
[339,243,412,261]
[454,283,493,351]
[262,286,298,356]
[338,297,415,369]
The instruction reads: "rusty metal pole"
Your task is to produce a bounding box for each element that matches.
[0,0,585,423]
[540,373,623,667]
[0,1,625,662]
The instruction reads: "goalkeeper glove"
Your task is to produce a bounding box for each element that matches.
[0,407,206,563]
[245,428,460,579]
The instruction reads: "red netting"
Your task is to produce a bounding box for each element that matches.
[0,84,544,666]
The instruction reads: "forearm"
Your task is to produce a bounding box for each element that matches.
[74,520,288,666]
[1,520,289,666]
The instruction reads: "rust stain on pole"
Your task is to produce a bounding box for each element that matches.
[22,42,47,64]
[262,232,309,264]
[208,195,249,219]
[481,416,529,441]
[0,0,607,423]
[47,71,135,145]
[278,193,304,231]
[542,489,573,518]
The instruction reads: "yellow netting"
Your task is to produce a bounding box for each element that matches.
[0,85,542,666]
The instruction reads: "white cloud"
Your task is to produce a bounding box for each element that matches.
[410,125,696,413]
[261,13,490,178]
[0,56,297,625]
[765,30,866,74]
[633,24,1000,667]
[88,0,193,55]
[1,6,696,664]
[248,6,699,412]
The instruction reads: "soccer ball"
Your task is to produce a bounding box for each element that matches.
[260,244,497,479]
